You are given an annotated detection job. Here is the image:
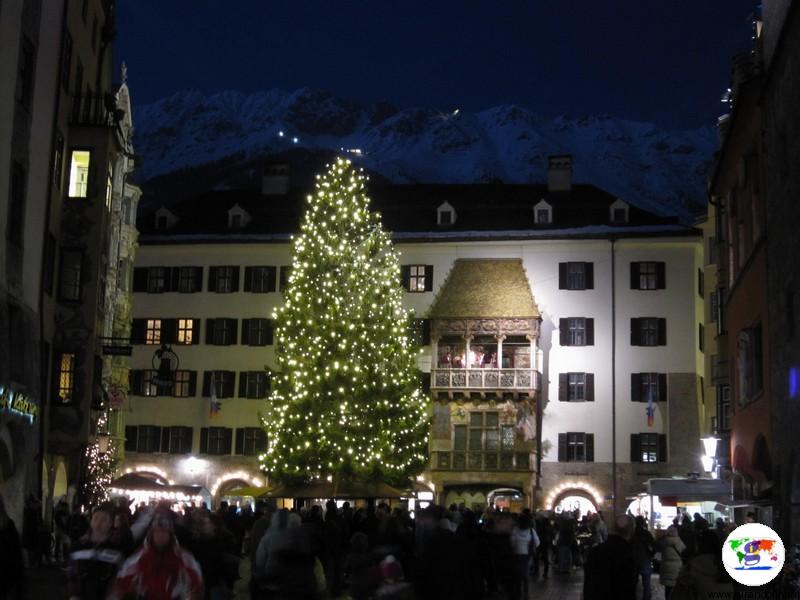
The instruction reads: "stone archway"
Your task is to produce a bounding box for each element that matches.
[550,489,598,516]
[216,478,252,505]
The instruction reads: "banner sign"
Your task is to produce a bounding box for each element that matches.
[0,384,38,424]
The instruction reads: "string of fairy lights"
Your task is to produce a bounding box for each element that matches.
[84,410,117,505]
[260,157,429,485]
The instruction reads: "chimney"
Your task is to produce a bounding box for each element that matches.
[261,162,290,195]
[547,154,572,192]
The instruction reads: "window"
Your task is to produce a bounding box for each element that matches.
[464,412,500,453]
[173,371,196,397]
[630,262,665,290]
[612,207,627,223]
[166,427,192,454]
[209,266,239,293]
[699,323,705,353]
[710,289,719,323]
[207,318,237,345]
[408,319,431,346]
[244,266,276,293]
[53,131,65,188]
[698,269,704,298]
[630,318,666,346]
[439,210,452,226]
[177,319,197,344]
[242,318,272,346]
[145,319,162,345]
[631,433,666,463]
[558,372,595,402]
[140,370,159,397]
[707,236,718,265]
[402,265,433,292]
[67,150,91,198]
[137,426,160,453]
[156,215,168,230]
[203,371,236,399]
[7,162,26,246]
[16,36,36,110]
[279,266,292,291]
[559,317,594,346]
[557,432,594,462]
[737,323,763,405]
[146,267,168,293]
[56,352,76,404]
[58,250,82,301]
[176,267,202,293]
[230,214,242,229]
[237,428,267,456]
[43,234,56,296]
[61,31,72,90]
[202,427,232,455]
[559,262,594,290]
[631,373,666,402]
[536,208,550,224]
[240,372,270,399]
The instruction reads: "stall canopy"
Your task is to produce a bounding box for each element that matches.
[109,473,207,502]
[223,486,270,498]
[645,478,733,504]
[259,480,407,500]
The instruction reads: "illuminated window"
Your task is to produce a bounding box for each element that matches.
[67,150,91,198]
[177,319,195,344]
[173,371,193,397]
[640,433,659,463]
[57,353,76,404]
[409,265,426,292]
[141,370,158,396]
[145,319,161,345]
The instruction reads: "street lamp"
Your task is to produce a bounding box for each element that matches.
[701,436,720,478]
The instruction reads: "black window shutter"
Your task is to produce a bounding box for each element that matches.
[630,318,640,346]
[202,371,211,397]
[658,434,668,462]
[586,318,594,346]
[188,371,197,397]
[658,318,667,345]
[630,262,639,289]
[131,318,146,344]
[225,371,236,397]
[558,433,567,462]
[170,268,180,292]
[630,434,641,463]
[585,373,595,401]
[124,426,137,452]
[191,319,200,345]
[421,372,431,394]
[160,428,170,453]
[631,373,642,402]
[241,319,250,345]
[208,267,217,291]
[239,372,248,398]
[559,318,568,346]
[657,262,666,289]
[228,318,238,345]
[266,320,274,345]
[422,319,431,345]
[658,374,668,402]
[585,433,595,462]
[162,318,178,344]
[558,373,568,401]
[558,263,567,289]
[585,263,594,289]
[206,318,215,345]
[267,267,277,292]
[243,267,253,292]
[182,427,193,453]
[400,265,411,290]
[223,428,233,455]
[231,267,240,292]
[235,428,245,455]
[199,428,209,454]
[424,265,434,291]
[132,267,148,292]
[131,370,143,395]
[192,267,203,290]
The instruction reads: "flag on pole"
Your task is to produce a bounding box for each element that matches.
[209,371,221,417]
[646,389,655,427]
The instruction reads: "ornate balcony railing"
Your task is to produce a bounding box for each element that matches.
[431,368,541,391]
[432,451,532,471]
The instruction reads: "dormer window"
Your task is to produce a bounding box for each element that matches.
[533,199,552,225]
[437,201,457,227]
[154,206,177,231]
[156,215,167,230]
[228,204,251,229]
[610,199,629,224]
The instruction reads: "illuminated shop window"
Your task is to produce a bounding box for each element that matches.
[67,150,91,198]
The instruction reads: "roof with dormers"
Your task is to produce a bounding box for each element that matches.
[137,183,697,244]
[428,259,540,319]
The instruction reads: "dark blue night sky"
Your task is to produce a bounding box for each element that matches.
[116,0,757,129]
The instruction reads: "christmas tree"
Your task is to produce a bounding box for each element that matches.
[260,158,429,486]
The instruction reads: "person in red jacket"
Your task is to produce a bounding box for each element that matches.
[109,508,204,600]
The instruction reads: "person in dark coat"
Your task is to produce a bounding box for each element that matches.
[584,514,637,600]
[66,503,126,600]
[456,510,489,600]
[415,506,466,600]
[0,496,25,599]
[535,513,554,578]
[631,515,656,600]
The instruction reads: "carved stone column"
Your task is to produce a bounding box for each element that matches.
[463,335,473,369]
[527,334,537,371]
[495,334,506,369]
[431,335,440,369]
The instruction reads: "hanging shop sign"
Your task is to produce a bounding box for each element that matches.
[151,345,179,387]
[0,385,38,424]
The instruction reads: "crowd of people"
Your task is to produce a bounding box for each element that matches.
[2,494,799,600]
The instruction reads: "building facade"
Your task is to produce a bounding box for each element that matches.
[125,159,705,512]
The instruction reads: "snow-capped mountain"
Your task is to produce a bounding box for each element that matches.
[133,87,716,219]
